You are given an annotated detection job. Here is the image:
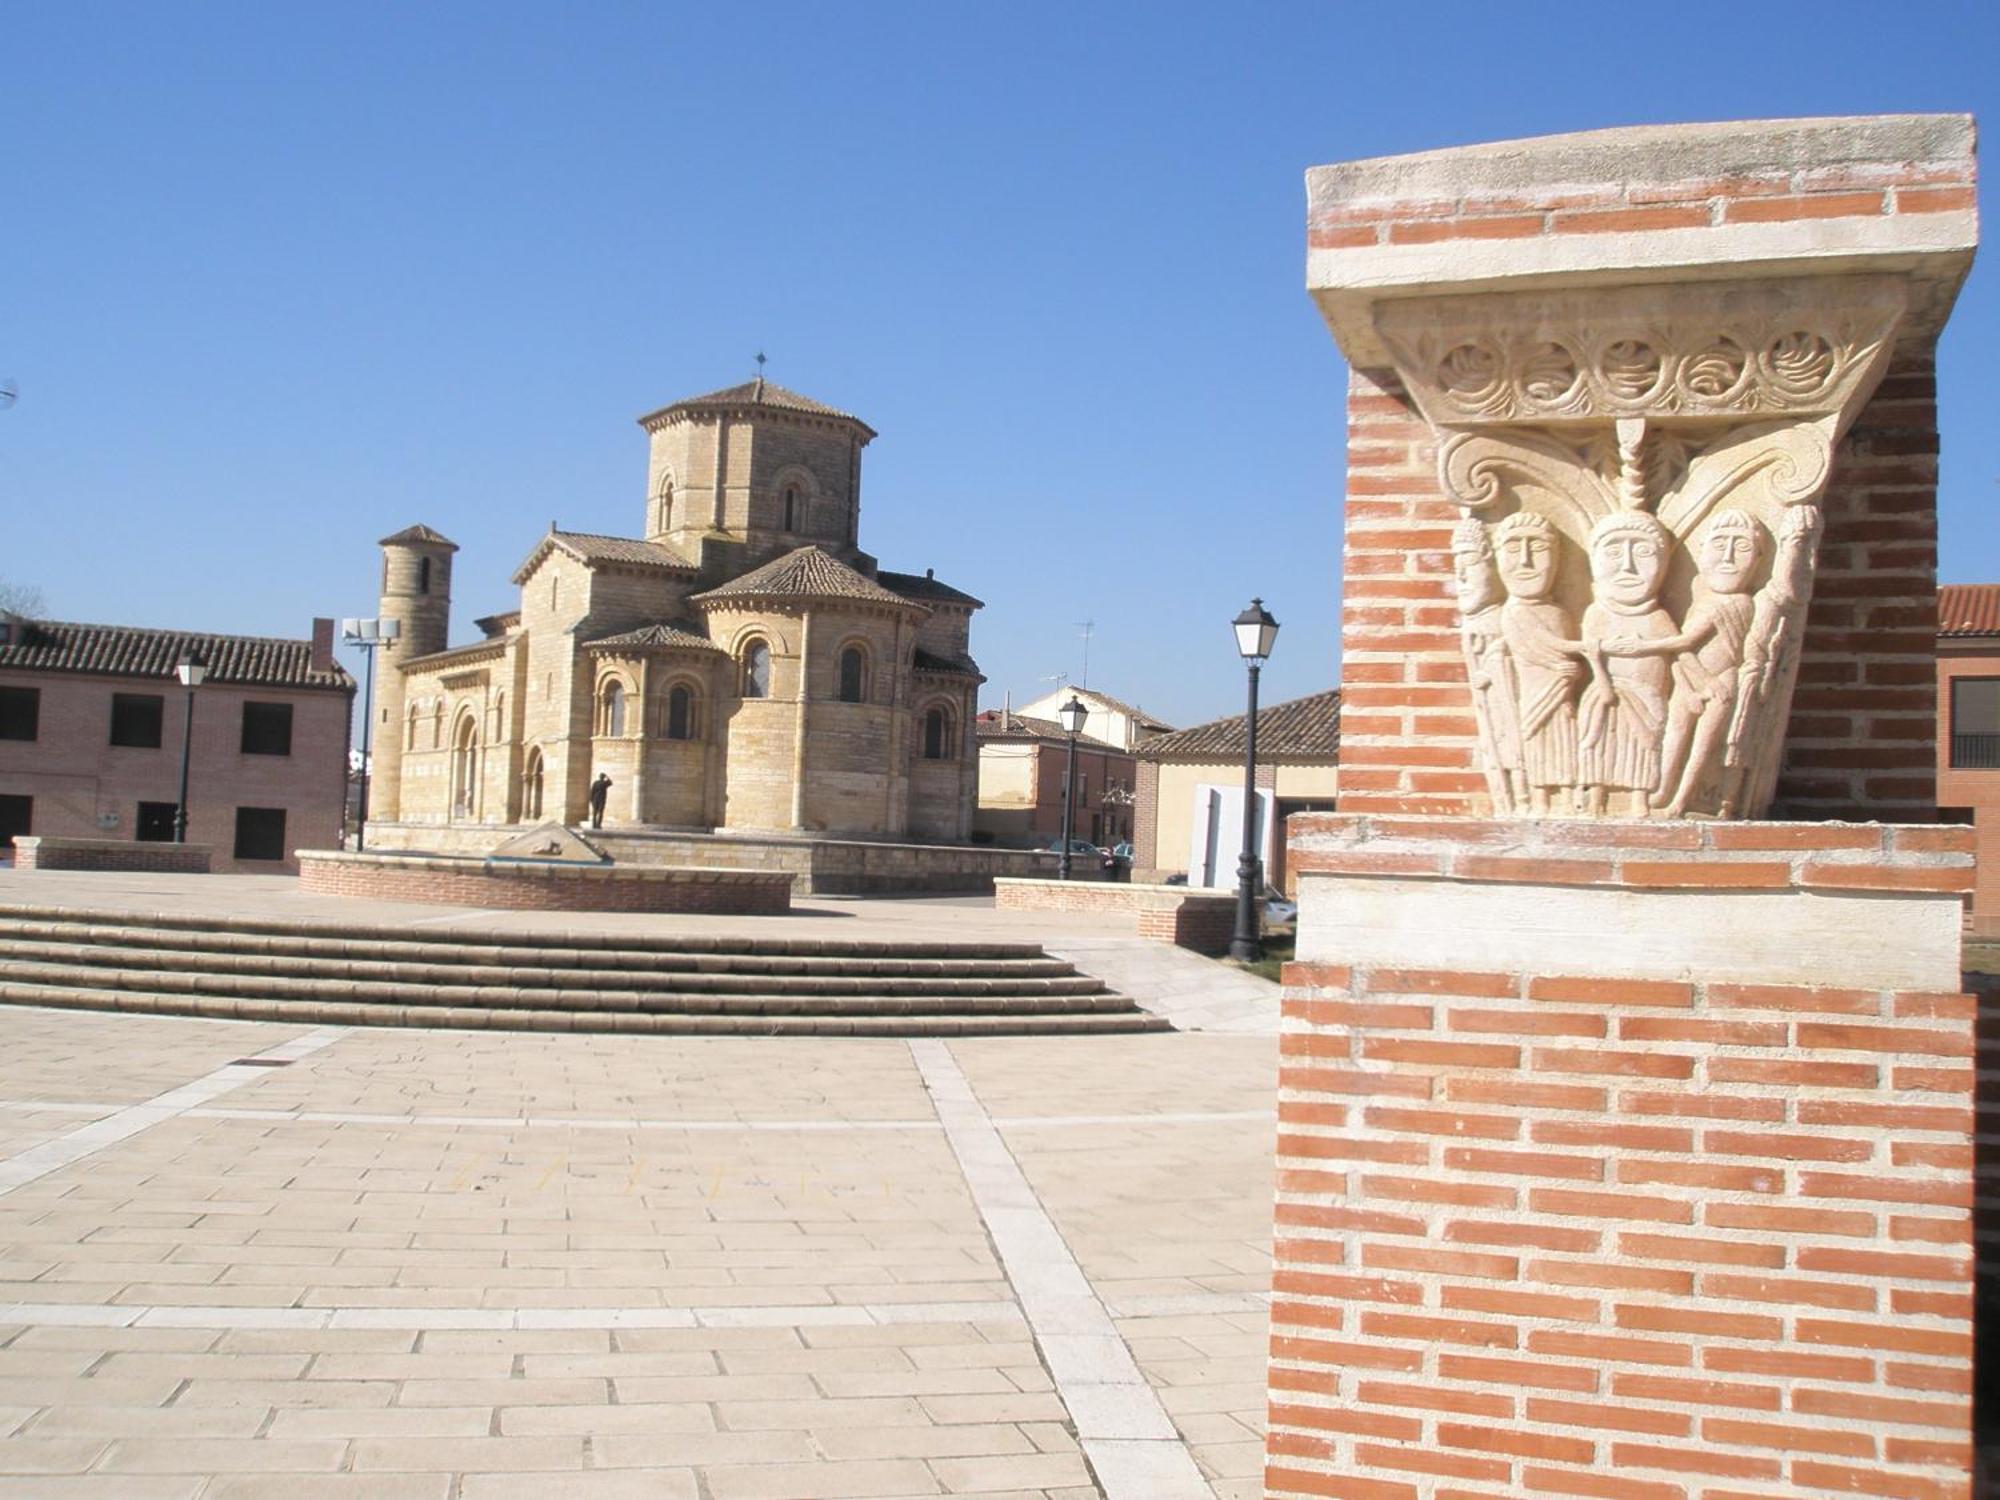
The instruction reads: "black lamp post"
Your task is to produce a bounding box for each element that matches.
[1229,599,1279,961]
[341,617,401,851]
[1056,694,1088,880]
[172,648,207,844]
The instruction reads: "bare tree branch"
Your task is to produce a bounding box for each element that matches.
[0,579,46,618]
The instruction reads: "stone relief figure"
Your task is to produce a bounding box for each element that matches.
[1451,518,1524,815]
[1493,512,1596,815]
[1577,512,1676,817]
[1613,509,1765,818]
[1722,503,1822,817]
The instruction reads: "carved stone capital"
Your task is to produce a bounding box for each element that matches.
[1383,276,1908,823]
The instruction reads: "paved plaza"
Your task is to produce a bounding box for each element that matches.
[0,871,1279,1498]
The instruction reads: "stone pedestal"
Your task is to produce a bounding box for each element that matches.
[1266,815,1975,1500]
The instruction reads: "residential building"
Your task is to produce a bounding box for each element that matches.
[0,615,353,871]
[365,379,986,845]
[1012,685,1172,754]
[1938,583,2000,936]
[1132,688,1340,890]
[972,711,1136,849]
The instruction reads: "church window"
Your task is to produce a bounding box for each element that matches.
[600,680,627,737]
[550,576,560,611]
[450,714,479,819]
[431,703,444,748]
[418,557,431,595]
[923,706,953,760]
[522,748,544,821]
[742,641,771,699]
[783,487,797,531]
[838,647,866,704]
[406,704,420,750]
[666,684,695,740]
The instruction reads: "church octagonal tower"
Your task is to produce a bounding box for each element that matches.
[639,378,877,579]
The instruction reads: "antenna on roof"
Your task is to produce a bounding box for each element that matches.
[1075,619,1095,688]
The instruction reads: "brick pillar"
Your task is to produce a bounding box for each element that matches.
[1267,115,1981,1500]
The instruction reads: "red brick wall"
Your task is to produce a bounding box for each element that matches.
[296,853,791,914]
[1336,355,1941,824]
[13,837,212,874]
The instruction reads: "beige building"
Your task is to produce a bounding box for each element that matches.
[971,711,1136,849]
[366,380,984,842]
[1012,685,1171,754]
[1131,687,1339,890]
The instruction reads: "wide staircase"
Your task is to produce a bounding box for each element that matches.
[0,906,1172,1036]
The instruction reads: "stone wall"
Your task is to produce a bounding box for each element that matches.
[13,837,213,874]
[297,850,791,914]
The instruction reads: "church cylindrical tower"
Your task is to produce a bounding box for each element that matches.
[369,525,457,821]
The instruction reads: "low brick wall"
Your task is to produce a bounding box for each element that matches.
[363,822,1057,895]
[995,878,1237,954]
[297,851,791,915]
[12,837,213,875]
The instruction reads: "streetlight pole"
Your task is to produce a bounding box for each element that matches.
[1229,599,1279,962]
[172,649,207,843]
[1056,695,1087,881]
[341,618,400,851]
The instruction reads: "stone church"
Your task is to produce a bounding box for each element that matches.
[366,380,984,842]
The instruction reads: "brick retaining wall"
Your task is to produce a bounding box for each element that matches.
[995,877,1238,955]
[297,851,791,915]
[12,837,213,874]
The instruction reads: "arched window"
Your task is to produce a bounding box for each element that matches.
[431,702,444,749]
[406,704,420,751]
[418,557,432,595]
[599,680,626,737]
[838,646,866,703]
[742,641,771,699]
[923,706,952,760]
[666,684,695,740]
[783,487,797,531]
[491,691,506,740]
[450,715,479,819]
[522,747,544,821]
[657,478,674,533]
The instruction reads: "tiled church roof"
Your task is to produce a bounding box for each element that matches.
[584,622,724,654]
[638,380,876,436]
[1137,688,1342,764]
[0,619,354,692]
[913,647,983,678]
[692,546,920,611]
[878,569,985,609]
[378,524,457,549]
[1939,583,2000,637]
[511,530,697,583]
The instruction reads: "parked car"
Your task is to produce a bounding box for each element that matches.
[1043,836,1105,859]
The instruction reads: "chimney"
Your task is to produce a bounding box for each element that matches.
[310,617,336,675]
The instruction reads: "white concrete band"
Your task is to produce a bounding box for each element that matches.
[909,1038,1216,1500]
[0,1026,350,1198]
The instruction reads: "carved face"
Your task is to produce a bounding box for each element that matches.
[1496,530,1557,601]
[1453,547,1502,614]
[1699,526,1760,595]
[1590,528,1666,609]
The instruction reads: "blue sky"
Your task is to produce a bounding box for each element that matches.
[4,1,1996,728]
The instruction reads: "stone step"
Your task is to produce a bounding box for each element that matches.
[0,905,1052,962]
[0,981,1174,1037]
[0,939,1113,999]
[0,959,1141,1018]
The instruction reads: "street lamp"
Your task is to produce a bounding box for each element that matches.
[1056,694,1088,881]
[340,617,401,851]
[1229,598,1279,961]
[172,648,208,843]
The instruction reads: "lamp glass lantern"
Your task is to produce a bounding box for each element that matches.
[1057,696,1088,735]
[176,650,208,688]
[1233,598,1279,662]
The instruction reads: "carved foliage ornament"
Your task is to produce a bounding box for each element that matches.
[1376,277,1906,821]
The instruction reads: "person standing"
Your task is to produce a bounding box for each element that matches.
[587,772,612,830]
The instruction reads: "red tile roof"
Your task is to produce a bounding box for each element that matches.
[1939,584,2000,637]
[0,620,353,691]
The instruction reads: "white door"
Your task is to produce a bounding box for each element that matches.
[1187,783,1272,890]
